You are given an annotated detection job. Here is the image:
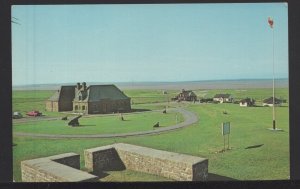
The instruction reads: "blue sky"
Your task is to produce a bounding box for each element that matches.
[11,3,288,86]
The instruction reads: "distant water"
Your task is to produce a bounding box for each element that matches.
[13,79,288,91]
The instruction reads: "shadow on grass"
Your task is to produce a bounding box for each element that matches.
[252,105,288,108]
[70,124,96,127]
[251,105,266,108]
[130,109,151,112]
[92,164,126,179]
[245,144,264,149]
[208,173,237,181]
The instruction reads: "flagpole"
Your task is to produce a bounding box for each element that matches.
[272,24,276,130]
[268,16,281,131]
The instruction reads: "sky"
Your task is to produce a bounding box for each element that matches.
[11,3,288,86]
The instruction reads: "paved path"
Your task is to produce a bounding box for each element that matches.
[14,108,198,139]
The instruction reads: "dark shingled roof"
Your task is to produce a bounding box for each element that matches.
[263,97,281,104]
[87,85,130,102]
[214,94,231,98]
[48,86,76,101]
[48,84,129,103]
[240,98,254,103]
[181,90,196,96]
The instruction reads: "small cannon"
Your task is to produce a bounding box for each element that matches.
[61,116,68,120]
[153,122,160,128]
[68,115,82,127]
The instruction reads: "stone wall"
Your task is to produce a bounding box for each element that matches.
[84,143,208,181]
[87,99,131,114]
[59,101,74,112]
[22,143,208,182]
[45,100,59,112]
[84,145,125,174]
[21,153,98,182]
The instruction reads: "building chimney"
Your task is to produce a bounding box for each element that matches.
[77,82,81,90]
[82,82,87,90]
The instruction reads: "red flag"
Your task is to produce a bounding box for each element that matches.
[268,17,274,28]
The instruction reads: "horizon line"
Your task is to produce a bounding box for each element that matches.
[12,77,289,87]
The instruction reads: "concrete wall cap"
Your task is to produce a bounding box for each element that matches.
[48,152,79,161]
[84,145,115,153]
[112,143,207,165]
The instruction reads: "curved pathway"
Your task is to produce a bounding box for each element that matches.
[14,108,198,139]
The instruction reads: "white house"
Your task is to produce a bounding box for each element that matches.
[213,94,233,103]
[239,98,255,107]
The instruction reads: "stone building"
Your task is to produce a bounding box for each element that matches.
[172,89,197,101]
[46,82,131,114]
[45,86,75,112]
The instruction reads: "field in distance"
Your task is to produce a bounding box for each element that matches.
[12,87,289,181]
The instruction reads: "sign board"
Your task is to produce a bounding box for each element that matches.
[222,122,230,136]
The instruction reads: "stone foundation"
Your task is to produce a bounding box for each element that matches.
[84,143,208,181]
[21,153,98,182]
[21,143,208,182]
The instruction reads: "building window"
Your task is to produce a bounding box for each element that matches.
[82,106,85,110]
[75,105,78,110]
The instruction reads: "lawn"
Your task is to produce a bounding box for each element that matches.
[13,111,184,135]
[99,169,172,182]
[124,89,178,105]
[12,88,289,181]
[12,90,63,117]
[12,89,173,117]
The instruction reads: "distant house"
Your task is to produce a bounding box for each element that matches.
[199,98,214,103]
[239,98,255,107]
[213,94,233,103]
[173,89,197,102]
[262,97,282,107]
[46,82,131,114]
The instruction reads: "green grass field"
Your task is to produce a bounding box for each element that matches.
[13,111,184,135]
[12,88,289,181]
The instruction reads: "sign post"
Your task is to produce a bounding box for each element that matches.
[222,122,231,151]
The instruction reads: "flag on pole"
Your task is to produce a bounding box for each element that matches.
[268,17,274,28]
